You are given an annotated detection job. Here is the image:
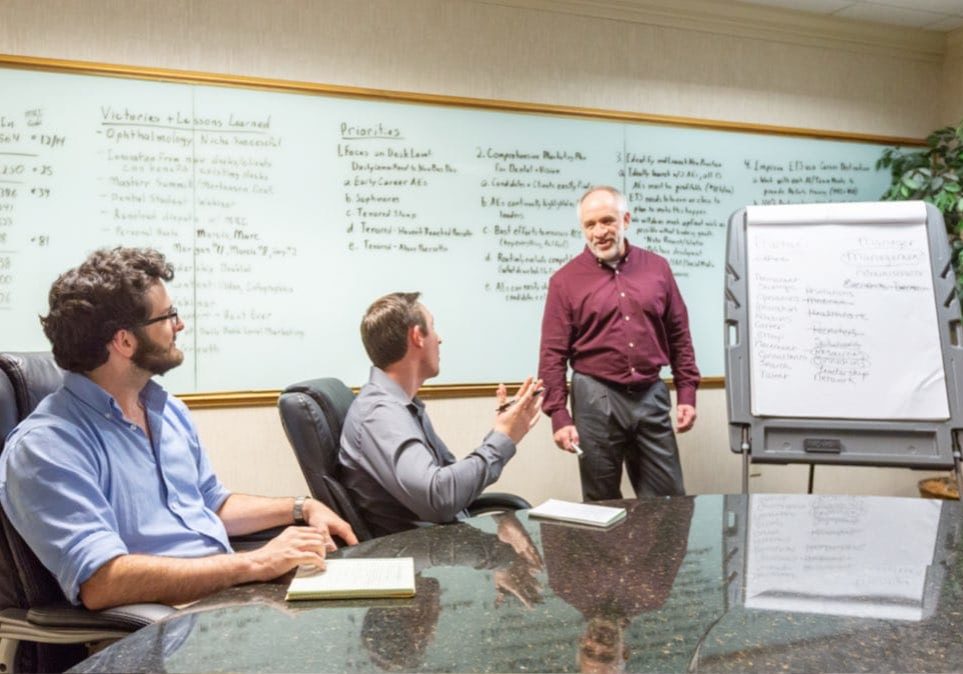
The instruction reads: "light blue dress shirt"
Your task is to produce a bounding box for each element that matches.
[0,373,231,604]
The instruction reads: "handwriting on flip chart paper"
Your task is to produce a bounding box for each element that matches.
[745,207,948,420]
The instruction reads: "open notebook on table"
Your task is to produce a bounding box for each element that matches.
[285,557,416,601]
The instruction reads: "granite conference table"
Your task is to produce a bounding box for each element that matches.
[70,494,963,673]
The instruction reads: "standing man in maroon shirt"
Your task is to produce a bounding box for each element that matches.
[538,186,700,500]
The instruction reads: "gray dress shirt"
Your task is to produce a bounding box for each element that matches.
[339,367,516,537]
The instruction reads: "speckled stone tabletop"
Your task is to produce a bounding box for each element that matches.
[69,494,963,673]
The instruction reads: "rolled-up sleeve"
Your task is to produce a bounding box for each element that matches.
[0,427,128,604]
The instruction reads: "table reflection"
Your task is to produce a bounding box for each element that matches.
[542,498,694,673]
[69,494,963,674]
[345,512,543,670]
[743,494,943,621]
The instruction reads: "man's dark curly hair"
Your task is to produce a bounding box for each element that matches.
[40,248,174,372]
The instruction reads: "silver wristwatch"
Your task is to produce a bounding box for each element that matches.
[293,495,310,525]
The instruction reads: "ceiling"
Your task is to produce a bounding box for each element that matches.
[737,0,963,31]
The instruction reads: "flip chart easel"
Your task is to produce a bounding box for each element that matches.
[724,201,963,493]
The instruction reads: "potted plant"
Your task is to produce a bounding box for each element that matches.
[878,122,963,290]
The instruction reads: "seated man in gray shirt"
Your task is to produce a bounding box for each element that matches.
[340,291,542,537]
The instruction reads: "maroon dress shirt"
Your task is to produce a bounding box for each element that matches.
[538,242,700,432]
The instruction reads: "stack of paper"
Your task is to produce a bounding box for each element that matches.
[527,499,627,528]
[285,557,416,601]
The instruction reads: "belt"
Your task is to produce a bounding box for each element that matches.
[580,373,660,396]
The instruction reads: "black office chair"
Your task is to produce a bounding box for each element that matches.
[0,352,173,674]
[277,378,531,543]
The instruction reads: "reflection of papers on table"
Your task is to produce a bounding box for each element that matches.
[744,495,941,621]
[285,558,416,601]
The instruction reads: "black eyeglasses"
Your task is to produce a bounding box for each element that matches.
[135,307,179,328]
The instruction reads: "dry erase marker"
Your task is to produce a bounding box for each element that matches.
[570,443,584,458]
[495,388,544,413]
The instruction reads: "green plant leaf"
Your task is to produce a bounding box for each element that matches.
[882,118,963,273]
[902,172,923,190]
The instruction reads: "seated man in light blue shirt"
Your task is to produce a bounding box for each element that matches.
[0,248,357,610]
[339,291,543,537]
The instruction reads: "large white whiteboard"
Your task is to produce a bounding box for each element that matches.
[746,202,949,420]
[0,62,897,394]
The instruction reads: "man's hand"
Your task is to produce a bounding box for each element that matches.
[493,377,543,445]
[80,524,334,610]
[303,498,359,546]
[553,425,580,453]
[496,513,543,570]
[240,525,332,582]
[494,558,543,609]
[676,404,696,433]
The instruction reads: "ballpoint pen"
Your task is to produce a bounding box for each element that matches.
[495,388,544,413]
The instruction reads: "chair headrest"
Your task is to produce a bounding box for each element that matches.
[280,378,355,440]
[0,352,64,452]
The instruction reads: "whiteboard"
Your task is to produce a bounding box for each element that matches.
[0,63,897,394]
[745,202,949,420]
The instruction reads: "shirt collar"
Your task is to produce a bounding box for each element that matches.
[369,366,427,418]
[63,371,167,418]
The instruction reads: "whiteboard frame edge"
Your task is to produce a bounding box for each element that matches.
[0,53,927,147]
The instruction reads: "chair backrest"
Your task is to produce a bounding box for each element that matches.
[277,378,373,542]
[0,352,64,450]
[0,351,66,609]
[0,352,69,612]
[0,353,174,672]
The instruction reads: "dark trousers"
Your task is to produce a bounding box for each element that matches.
[571,372,685,501]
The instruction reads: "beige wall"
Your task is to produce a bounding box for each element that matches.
[943,27,963,125]
[1,0,956,501]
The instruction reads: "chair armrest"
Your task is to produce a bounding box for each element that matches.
[468,492,532,516]
[25,602,173,631]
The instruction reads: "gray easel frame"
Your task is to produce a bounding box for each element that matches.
[725,202,963,494]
